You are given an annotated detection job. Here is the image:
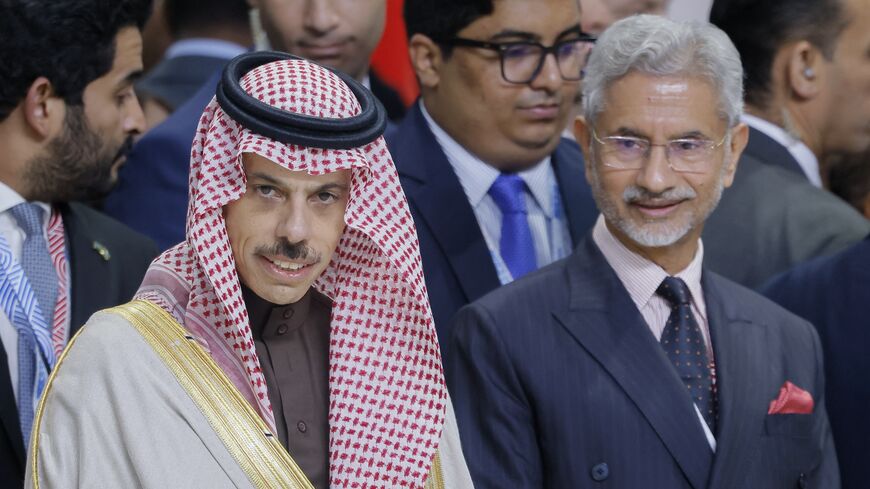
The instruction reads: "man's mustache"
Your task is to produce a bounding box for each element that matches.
[255,239,320,263]
[623,185,697,204]
[113,136,135,162]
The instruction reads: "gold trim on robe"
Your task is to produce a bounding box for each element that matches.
[31,299,449,488]
[31,299,314,489]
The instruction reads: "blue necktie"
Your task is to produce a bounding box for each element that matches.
[657,276,716,432]
[489,174,536,280]
[10,203,57,445]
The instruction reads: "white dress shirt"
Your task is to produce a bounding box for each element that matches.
[420,102,573,284]
[742,113,822,187]
[592,216,717,451]
[0,182,69,403]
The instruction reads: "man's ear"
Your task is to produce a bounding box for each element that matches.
[574,116,595,182]
[408,33,444,90]
[722,122,749,188]
[23,77,64,139]
[785,41,826,101]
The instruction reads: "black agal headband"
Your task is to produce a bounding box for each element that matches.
[215,51,387,150]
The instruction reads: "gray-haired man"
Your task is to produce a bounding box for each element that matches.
[448,15,839,489]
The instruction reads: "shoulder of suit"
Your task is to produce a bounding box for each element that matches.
[468,256,572,314]
[731,153,870,228]
[705,270,816,334]
[64,203,158,256]
[766,237,870,294]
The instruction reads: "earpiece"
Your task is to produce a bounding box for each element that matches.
[803,67,815,79]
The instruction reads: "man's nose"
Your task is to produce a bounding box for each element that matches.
[303,0,340,35]
[124,95,146,135]
[528,51,564,93]
[635,145,679,194]
[277,204,313,243]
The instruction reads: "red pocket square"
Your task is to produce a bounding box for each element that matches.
[768,381,814,415]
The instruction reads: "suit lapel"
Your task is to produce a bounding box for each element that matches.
[392,104,500,302]
[704,274,770,489]
[61,204,107,334]
[555,239,713,489]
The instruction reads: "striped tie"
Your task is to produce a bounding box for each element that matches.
[10,203,57,445]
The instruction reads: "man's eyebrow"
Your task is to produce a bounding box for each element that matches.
[248,172,350,192]
[556,25,584,40]
[248,171,285,187]
[490,29,539,42]
[609,128,716,140]
[611,127,649,138]
[670,130,714,140]
[117,69,143,90]
[490,24,583,43]
[314,182,349,193]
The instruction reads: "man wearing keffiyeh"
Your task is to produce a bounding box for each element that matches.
[26,52,473,489]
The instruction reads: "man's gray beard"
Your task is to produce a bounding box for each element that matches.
[587,152,729,248]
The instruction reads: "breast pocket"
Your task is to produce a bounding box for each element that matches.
[762,414,821,474]
[764,413,814,438]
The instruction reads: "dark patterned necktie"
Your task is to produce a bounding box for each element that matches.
[656,276,716,432]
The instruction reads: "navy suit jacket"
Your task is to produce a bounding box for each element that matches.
[449,236,839,489]
[763,235,870,489]
[0,203,157,487]
[387,103,598,353]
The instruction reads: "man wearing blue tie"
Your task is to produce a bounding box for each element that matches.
[388,0,600,353]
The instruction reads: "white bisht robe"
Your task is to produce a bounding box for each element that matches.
[26,302,474,489]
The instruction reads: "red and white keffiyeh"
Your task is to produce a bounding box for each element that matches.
[136,59,447,487]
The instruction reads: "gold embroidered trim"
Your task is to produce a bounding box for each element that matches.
[32,300,313,489]
[424,453,445,489]
[111,300,314,489]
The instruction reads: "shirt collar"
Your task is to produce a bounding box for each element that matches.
[741,113,821,187]
[592,215,705,313]
[242,285,313,339]
[164,38,248,60]
[418,101,554,215]
[0,181,51,220]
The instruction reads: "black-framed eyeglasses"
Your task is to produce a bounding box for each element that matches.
[438,35,596,84]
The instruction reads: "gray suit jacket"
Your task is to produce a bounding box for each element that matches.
[703,150,869,289]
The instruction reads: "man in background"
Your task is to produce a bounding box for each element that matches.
[703,0,870,288]
[135,0,251,129]
[0,0,158,485]
[104,0,403,250]
[763,233,870,489]
[580,0,670,35]
[390,0,599,352]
